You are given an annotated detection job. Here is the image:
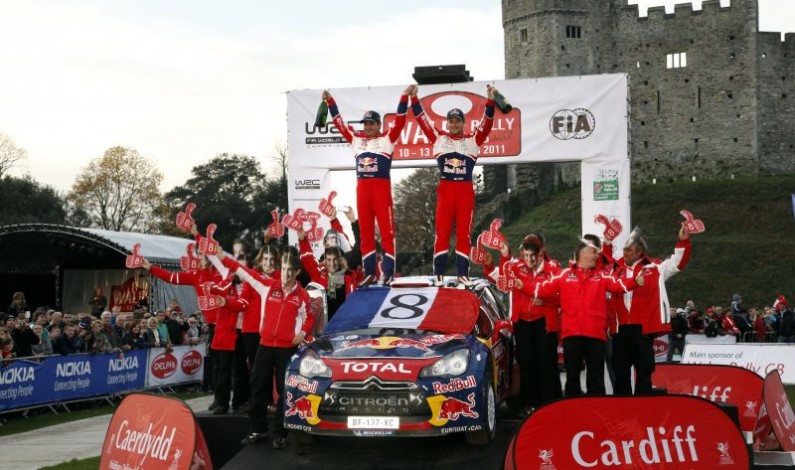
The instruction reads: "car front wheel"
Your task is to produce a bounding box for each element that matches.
[466,377,497,445]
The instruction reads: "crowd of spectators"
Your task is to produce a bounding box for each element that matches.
[0,291,210,364]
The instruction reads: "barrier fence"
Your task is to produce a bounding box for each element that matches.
[0,345,205,413]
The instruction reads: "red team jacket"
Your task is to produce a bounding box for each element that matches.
[608,239,691,335]
[299,238,358,294]
[149,265,223,324]
[208,281,248,351]
[525,265,639,341]
[500,255,562,331]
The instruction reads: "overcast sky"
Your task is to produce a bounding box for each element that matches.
[1,0,793,196]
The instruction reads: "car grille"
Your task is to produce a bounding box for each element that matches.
[319,377,430,422]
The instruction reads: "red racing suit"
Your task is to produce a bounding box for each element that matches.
[149,265,223,325]
[209,281,248,351]
[328,93,409,279]
[411,96,494,277]
[523,264,639,341]
[502,255,562,331]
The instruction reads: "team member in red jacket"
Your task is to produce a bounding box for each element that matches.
[323,85,414,286]
[609,224,691,395]
[501,234,562,412]
[206,280,248,415]
[219,248,314,450]
[297,227,357,319]
[518,237,645,396]
[411,85,495,286]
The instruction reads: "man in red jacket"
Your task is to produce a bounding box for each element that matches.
[218,247,314,450]
[297,227,357,319]
[500,234,562,412]
[609,223,691,395]
[206,280,248,415]
[518,237,645,396]
[323,86,414,286]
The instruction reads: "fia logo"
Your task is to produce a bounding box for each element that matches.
[550,108,595,140]
[538,448,556,470]
[717,442,734,465]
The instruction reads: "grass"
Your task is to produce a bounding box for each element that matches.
[38,457,100,470]
[0,388,210,437]
[491,174,795,309]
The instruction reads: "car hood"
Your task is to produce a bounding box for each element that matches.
[307,332,470,359]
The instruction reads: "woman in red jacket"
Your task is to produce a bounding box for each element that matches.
[206,280,248,415]
[218,248,313,450]
[516,237,645,396]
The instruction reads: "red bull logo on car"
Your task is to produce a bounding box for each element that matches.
[339,336,431,353]
[426,392,479,427]
[284,392,321,426]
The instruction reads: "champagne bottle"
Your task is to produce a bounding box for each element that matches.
[492,89,513,114]
[315,99,329,128]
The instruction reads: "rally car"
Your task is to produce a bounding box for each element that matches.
[284,277,518,445]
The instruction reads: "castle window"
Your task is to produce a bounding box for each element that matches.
[636,61,640,68]
[666,52,687,69]
[520,28,528,44]
[762,52,767,58]
[697,87,701,108]
[566,25,582,39]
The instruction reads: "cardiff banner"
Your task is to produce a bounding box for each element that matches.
[754,370,795,451]
[287,74,631,247]
[0,350,147,412]
[681,343,795,384]
[652,363,763,433]
[100,393,212,470]
[145,345,205,388]
[505,396,749,469]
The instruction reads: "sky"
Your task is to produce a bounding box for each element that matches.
[1,0,793,198]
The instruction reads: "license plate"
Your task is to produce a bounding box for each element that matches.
[347,416,400,429]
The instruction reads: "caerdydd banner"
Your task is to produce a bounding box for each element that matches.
[145,345,205,387]
[287,74,631,246]
[505,396,749,469]
[681,343,795,384]
[0,350,147,411]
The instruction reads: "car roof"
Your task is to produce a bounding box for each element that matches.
[323,285,480,336]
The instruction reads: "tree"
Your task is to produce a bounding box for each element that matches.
[0,130,28,178]
[0,175,67,225]
[165,153,280,248]
[260,144,288,212]
[67,146,166,233]
[393,168,438,274]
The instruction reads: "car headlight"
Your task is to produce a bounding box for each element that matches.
[419,349,469,378]
[299,349,331,379]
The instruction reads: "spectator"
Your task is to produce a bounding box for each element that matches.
[168,299,183,316]
[154,310,172,348]
[1,338,15,365]
[704,308,719,337]
[100,311,122,349]
[47,311,64,333]
[684,300,696,316]
[7,292,29,318]
[121,321,145,350]
[10,317,39,358]
[774,296,794,343]
[749,308,769,342]
[186,317,202,345]
[731,294,751,340]
[91,320,120,354]
[143,317,162,348]
[53,324,80,355]
[49,326,62,346]
[89,287,108,318]
[31,324,53,356]
[716,306,740,337]
[668,308,688,361]
[164,309,188,346]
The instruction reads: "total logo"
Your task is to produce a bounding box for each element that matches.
[691,385,732,402]
[549,108,595,140]
[150,352,178,379]
[340,361,412,375]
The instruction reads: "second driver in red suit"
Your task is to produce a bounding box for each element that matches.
[410,85,495,286]
[323,85,415,286]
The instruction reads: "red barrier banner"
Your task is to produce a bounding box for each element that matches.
[506,396,749,470]
[100,393,213,470]
[652,363,763,433]
[754,370,795,452]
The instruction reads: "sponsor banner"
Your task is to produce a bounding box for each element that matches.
[652,363,763,432]
[145,346,205,387]
[100,393,212,470]
[681,343,795,384]
[756,371,795,451]
[287,74,631,248]
[653,334,669,363]
[0,350,147,412]
[506,395,749,470]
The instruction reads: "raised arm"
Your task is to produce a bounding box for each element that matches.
[298,231,323,284]
[659,224,692,280]
[325,90,354,144]
[217,248,274,297]
[387,85,413,143]
[474,85,496,146]
[410,87,438,144]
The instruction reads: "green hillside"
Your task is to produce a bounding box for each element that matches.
[494,175,795,310]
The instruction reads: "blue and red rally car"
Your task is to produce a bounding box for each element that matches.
[284,278,518,445]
